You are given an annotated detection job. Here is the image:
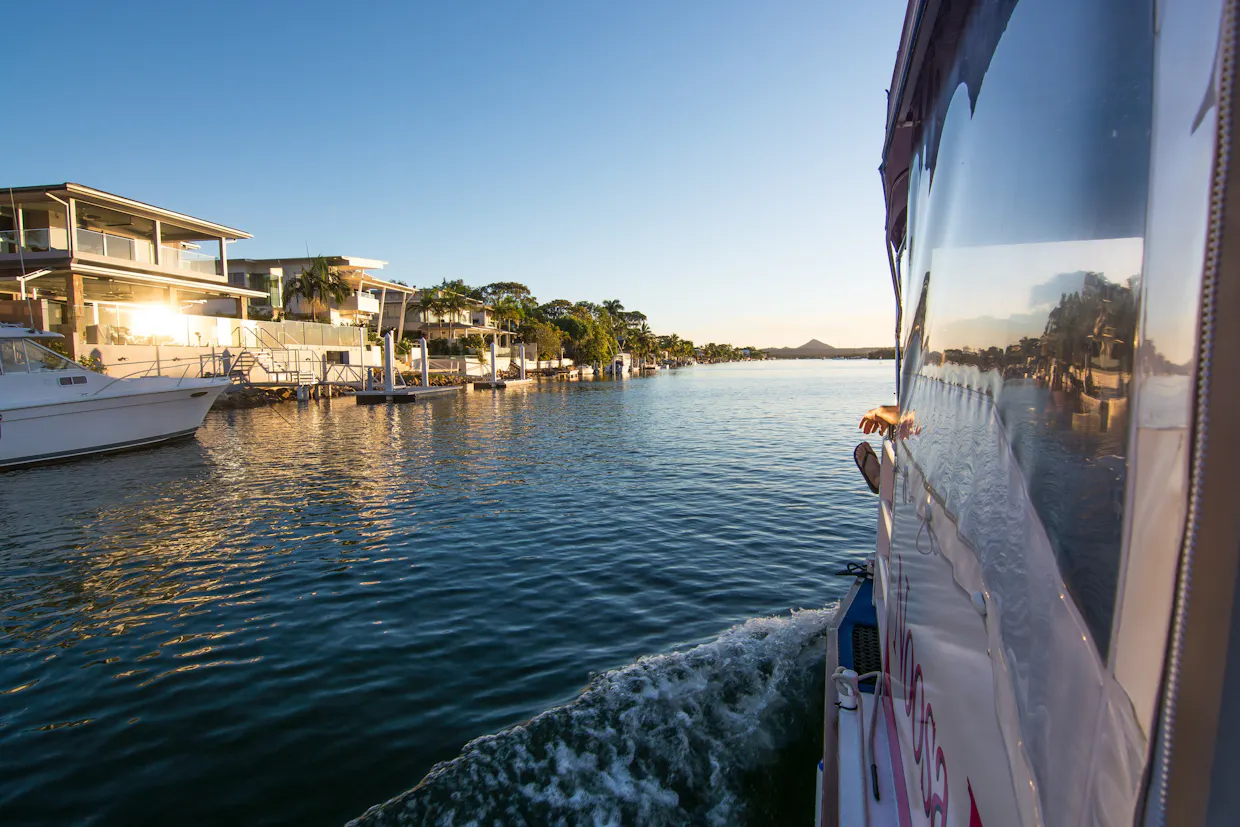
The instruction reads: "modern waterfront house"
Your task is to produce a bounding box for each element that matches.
[225,259,285,320]
[0,183,512,383]
[0,183,267,358]
[376,290,512,345]
[229,255,416,329]
[0,185,400,383]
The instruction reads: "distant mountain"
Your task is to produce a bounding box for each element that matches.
[765,338,892,359]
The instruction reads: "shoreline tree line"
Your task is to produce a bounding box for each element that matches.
[281,262,763,364]
[393,277,761,365]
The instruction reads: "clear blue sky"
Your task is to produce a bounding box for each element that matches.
[7,1,905,348]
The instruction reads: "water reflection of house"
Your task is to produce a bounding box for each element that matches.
[1039,272,1135,431]
[0,183,264,358]
[937,271,1137,433]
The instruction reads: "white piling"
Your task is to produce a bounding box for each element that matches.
[383,330,395,393]
[420,337,429,388]
[519,344,526,380]
[489,339,498,384]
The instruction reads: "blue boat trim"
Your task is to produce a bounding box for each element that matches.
[837,576,879,693]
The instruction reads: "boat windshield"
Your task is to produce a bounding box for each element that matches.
[0,338,77,375]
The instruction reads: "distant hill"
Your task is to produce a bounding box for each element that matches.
[765,338,893,359]
[801,339,836,352]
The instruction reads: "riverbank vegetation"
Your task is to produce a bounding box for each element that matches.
[403,280,763,365]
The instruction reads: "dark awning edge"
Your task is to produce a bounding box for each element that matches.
[880,0,944,251]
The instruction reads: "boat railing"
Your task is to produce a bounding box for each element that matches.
[87,356,212,395]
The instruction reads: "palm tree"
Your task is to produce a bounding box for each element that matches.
[417,287,447,343]
[493,296,524,345]
[440,290,469,348]
[284,256,350,323]
[629,321,655,365]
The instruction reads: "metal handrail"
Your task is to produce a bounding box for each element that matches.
[88,357,207,395]
[232,325,296,350]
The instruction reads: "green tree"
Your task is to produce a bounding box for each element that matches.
[492,296,525,343]
[553,313,617,366]
[521,319,564,360]
[417,287,446,339]
[439,289,469,345]
[602,299,625,317]
[284,256,350,323]
[482,282,533,305]
[439,278,483,301]
[536,299,574,321]
[630,321,655,363]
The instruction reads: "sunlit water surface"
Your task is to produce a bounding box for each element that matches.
[0,360,890,826]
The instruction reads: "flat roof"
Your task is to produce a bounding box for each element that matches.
[3,183,252,240]
[355,273,415,294]
[240,255,413,294]
[244,255,388,270]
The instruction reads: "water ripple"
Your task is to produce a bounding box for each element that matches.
[0,360,889,826]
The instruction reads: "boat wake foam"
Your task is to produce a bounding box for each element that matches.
[348,608,833,827]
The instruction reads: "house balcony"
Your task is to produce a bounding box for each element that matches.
[159,243,220,276]
[1,228,223,278]
[0,228,71,254]
[340,292,380,315]
[75,228,154,264]
[72,229,221,276]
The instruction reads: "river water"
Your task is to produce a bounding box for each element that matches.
[0,360,890,827]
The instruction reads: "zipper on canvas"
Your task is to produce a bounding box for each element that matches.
[1150,2,1236,821]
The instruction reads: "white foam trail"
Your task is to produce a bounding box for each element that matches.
[348,608,834,827]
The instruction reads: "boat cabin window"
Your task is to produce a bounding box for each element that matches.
[0,341,25,375]
[897,0,1152,657]
[24,339,76,372]
[0,338,76,374]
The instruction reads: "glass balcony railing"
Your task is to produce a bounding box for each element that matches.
[161,244,219,276]
[75,228,154,263]
[82,308,367,350]
[0,228,71,254]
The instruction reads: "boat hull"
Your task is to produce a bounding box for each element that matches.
[0,380,227,469]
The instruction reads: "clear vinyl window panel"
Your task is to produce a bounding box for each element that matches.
[898,0,1152,657]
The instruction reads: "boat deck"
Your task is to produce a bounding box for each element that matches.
[822,573,900,827]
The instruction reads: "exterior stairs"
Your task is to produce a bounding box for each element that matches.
[228,349,316,385]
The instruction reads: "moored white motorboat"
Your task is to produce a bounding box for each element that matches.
[0,324,228,469]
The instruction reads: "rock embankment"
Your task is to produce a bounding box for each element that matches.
[398,373,472,387]
[211,385,354,410]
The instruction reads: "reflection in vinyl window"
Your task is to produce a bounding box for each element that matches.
[897,0,1153,656]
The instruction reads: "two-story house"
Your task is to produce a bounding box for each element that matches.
[231,256,415,329]
[0,183,265,357]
